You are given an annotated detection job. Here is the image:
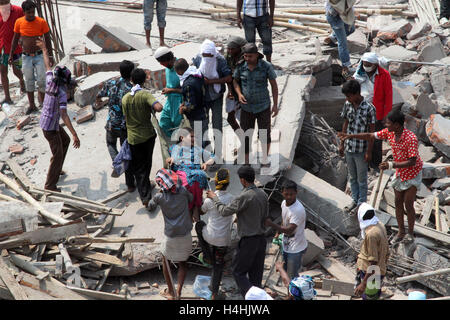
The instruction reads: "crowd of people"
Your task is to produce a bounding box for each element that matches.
[0,0,430,301]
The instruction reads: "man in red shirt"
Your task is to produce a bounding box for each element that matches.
[0,0,25,105]
[338,108,423,244]
[353,52,393,171]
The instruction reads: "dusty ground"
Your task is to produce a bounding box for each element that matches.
[0,0,421,300]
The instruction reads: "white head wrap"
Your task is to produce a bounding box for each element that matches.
[361,52,379,64]
[199,39,221,93]
[357,202,380,238]
[245,286,274,300]
[154,46,171,59]
[177,66,202,86]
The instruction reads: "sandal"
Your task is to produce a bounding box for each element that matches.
[390,233,405,245]
[344,202,357,213]
[159,288,175,300]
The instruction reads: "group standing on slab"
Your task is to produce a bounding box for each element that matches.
[0,0,429,301]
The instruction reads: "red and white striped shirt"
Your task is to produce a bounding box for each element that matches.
[375,128,423,181]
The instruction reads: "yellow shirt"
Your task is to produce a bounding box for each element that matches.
[357,222,389,275]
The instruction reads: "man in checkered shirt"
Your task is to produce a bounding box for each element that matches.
[339,80,376,213]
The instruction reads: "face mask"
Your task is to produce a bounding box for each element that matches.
[0,4,11,22]
[363,64,376,73]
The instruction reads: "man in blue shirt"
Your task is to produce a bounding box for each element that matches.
[96,60,135,191]
[233,43,278,165]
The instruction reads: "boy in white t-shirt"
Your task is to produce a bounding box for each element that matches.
[266,180,308,279]
[195,168,235,300]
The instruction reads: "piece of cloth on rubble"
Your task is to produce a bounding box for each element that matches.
[198,39,221,94]
[155,168,183,194]
[357,202,380,238]
[245,286,273,300]
[326,0,356,25]
[113,139,132,176]
[178,65,202,86]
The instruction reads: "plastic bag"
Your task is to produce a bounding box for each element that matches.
[193,275,212,300]
[289,275,317,300]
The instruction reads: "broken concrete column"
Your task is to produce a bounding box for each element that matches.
[305,86,346,131]
[426,114,450,158]
[419,38,446,63]
[74,71,120,107]
[303,229,325,266]
[284,165,360,236]
[376,19,412,40]
[406,22,432,40]
[86,23,148,53]
[415,93,438,119]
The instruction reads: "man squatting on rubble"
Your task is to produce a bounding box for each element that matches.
[339,80,376,213]
[0,0,26,105]
[339,108,423,244]
[38,38,80,192]
[353,52,393,171]
[10,0,52,114]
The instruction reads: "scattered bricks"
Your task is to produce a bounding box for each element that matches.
[407,22,432,40]
[426,114,450,158]
[76,105,95,124]
[431,177,450,189]
[422,163,450,179]
[74,71,120,107]
[93,97,109,111]
[30,158,37,165]
[394,37,405,46]
[86,23,147,53]
[405,114,430,144]
[415,93,438,119]
[376,19,412,40]
[366,15,394,38]
[68,43,89,59]
[16,115,31,130]
[8,144,24,154]
[347,28,368,53]
[303,229,325,266]
[419,38,447,62]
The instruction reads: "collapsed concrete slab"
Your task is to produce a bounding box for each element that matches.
[429,57,450,103]
[415,93,438,119]
[367,15,394,38]
[407,22,432,40]
[405,114,430,144]
[284,164,359,236]
[74,71,120,107]
[419,38,447,63]
[303,229,325,266]
[426,114,450,158]
[74,49,153,76]
[86,23,148,53]
[378,46,418,76]
[376,19,412,40]
[347,28,368,53]
[422,162,450,179]
[305,86,346,131]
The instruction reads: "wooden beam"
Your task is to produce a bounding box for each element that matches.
[435,196,441,231]
[6,159,33,191]
[0,219,25,239]
[68,249,125,266]
[67,236,155,246]
[396,268,450,284]
[420,196,435,225]
[0,257,28,300]
[99,189,129,204]
[373,170,393,209]
[317,255,355,283]
[0,221,88,249]
[322,279,355,296]
[66,286,127,300]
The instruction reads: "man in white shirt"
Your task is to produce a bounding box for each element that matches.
[266,180,308,279]
[236,0,275,62]
[195,168,235,300]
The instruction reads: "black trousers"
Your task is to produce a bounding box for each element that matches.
[232,234,267,297]
[195,221,228,295]
[370,120,384,171]
[129,136,156,204]
[106,129,135,188]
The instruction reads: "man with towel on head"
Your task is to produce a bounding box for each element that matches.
[193,39,232,160]
[353,52,393,171]
[354,202,389,300]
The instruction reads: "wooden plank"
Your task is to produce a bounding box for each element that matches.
[374,170,394,210]
[317,255,355,282]
[0,257,28,300]
[0,277,56,300]
[67,286,127,300]
[68,249,125,266]
[100,189,129,204]
[0,221,88,249]
[67,236,155,246]
[440,212,449,233]
[6,159,33,190]
[46,195,125,216]
[435,196,441,231]
[322,279,355,296]
[420,196,435,225]
[0,219,25,239]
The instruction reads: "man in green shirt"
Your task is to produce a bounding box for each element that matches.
[122,68,163,207]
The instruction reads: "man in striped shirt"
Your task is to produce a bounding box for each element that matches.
[236,0,275,62]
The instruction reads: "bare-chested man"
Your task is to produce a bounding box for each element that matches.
[9,0,52,114]
[0,0,25,105]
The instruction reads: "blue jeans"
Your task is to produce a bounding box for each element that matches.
[22,53,46,93]
[143,0,167,30]
[345,151,368,205]
[326,13,355,67]
[283,248,307,280]
[242,14,272,56]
